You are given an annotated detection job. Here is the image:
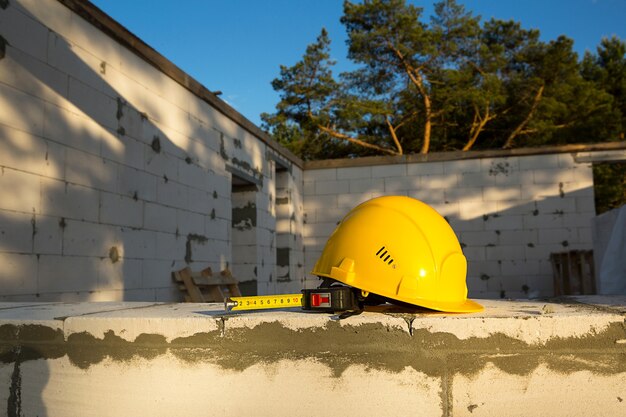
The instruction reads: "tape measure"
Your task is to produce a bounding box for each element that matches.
[225,294,303,311]
[224,287,362,313]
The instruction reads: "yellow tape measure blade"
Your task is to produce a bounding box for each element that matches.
[225,294,303,311]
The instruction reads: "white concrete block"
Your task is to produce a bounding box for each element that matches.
[177,209,206,237]
[46,31,110,99]
[445,187,484,202]
[572,164,594,184]
[0,210,34,253]
[337,192,384,209]
[576,226,593,245]
[119,228,157,259]
[37,254,98,292]
[0,252,38,294]
[0,168,41,214]
[143,202,177,234]
[409,188,445,203]
[461,245,486,261]
[66,147,117,193]
[33,214,63,255]
[524,243,560,261]
[494,172,523,186]
[211,195,231,221]
[67,77,118,131]
[420,173,459,189]
[144,146,179,182]
[303,222,338,239]
[519,153,561,170]
[532,168,574,184]
[205,217,228,241]
[449,217,485,233]
[538,228,578,245]
[497,229,537,246]
[444,158,483,174]
[485,244,526,261]
[0,82,45,135]
[557,152,577,168]
[483,214,523,231]
[349,178,384,194]
[371,163,406,177]
[97,256,142,291]
[501,259,541,277]
[42,178,100,221]
[520,182,558,200]
[100,192,143,228]
[0,125,63,179]
[304,168,337,182]
[407,161,444,176]
[303,195,338,211]
[156,178,189,210]
[575,196,596,213]
[523,211,565,229]
[495,199,536,215]
[117,102,148,143]
[303,180,316,196]
[0,43,69,106]
[117,165,158,202]
[43,101,104,156]
[457,171,495,188]
[155,231,184,261]
[482,185,522,201]
[384,176,418,193]
[315,179,349,195]
[142,259,177,288]
[336,166,372,180]
[482,156,520,175]
[62,219,119,257]
[459,230,499,247]
[536,196,576,214]
[0,3,48,61]
[458,201,499,221]
[313,206,346,224]
[102,133,145,171]
[466,260,501,281]
[178,159,211,191]
[452,365,626,417]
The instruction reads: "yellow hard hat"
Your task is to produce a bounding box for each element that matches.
[311,195,483,313]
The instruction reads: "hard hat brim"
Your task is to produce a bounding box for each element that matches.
[413,298,484,313]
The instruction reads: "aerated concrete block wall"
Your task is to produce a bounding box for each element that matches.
[1,298,625,417]
[303,153,598,298]
[0,0,304,301]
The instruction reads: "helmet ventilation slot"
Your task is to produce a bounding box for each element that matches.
[375,246,394,266]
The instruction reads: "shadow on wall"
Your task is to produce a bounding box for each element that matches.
[303,163,596,300]
[452,188,594,300]
[0,2,230,301]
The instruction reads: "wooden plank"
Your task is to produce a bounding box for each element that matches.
[174,267,205,302]
[173,266,242,302]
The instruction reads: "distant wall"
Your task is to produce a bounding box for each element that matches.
[0,0,304,301]
[303,150,611,299]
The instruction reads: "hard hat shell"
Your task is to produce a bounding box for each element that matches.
[311,195,483,313]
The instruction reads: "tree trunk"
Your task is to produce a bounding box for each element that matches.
[316,124,399,155]
[502,84,544,149]
[463,105,493,151]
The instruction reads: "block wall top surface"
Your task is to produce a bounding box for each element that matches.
[0,297,624,345]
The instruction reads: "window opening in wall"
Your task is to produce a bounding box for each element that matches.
[231,174,258,296]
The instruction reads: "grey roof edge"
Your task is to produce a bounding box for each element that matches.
[58,0,304,169]
[304,141,626,170]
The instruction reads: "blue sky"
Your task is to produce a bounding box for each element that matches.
[90,0,626,127]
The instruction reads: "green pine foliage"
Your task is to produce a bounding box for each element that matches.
[262,0,626,164]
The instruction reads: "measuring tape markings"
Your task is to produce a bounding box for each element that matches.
[226,294,303,311]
